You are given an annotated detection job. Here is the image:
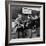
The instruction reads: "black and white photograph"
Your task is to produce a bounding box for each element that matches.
[11,6,40,39]
[5,1,45,45]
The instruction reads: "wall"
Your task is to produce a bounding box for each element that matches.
[0,0,46,46]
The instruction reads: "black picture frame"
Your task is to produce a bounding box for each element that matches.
[5,1,45,46]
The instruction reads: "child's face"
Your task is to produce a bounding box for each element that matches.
[18,14,22,18]
[27,15,31,19]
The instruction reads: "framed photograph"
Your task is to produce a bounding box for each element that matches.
[5,1,45,45]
